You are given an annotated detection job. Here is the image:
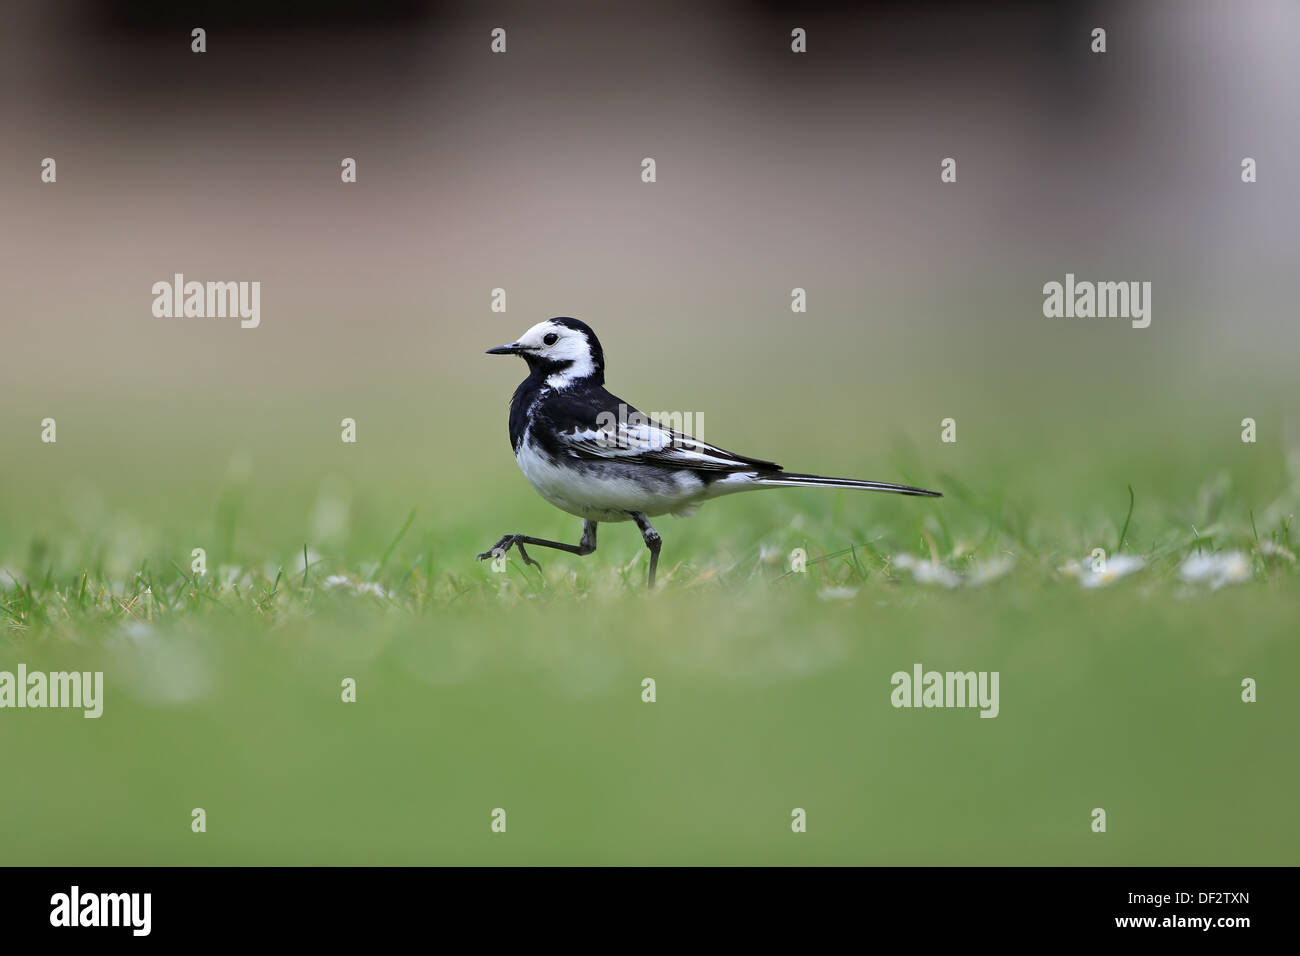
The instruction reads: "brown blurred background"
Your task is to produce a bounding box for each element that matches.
[1,0,1296,551]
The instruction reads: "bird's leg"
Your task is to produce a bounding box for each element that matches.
[477,520,598,570]
[629,512,662,588]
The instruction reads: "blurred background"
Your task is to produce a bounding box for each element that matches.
[0,1,1297,864]
[3,0,1297,488]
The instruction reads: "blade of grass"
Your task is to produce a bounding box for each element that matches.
[375,508,416,579]
[1116,484,1135,553]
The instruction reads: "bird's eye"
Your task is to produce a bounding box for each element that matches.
[543,332,558,346]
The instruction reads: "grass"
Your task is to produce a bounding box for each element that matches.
[6,450,1296,630]
[2,485,1295,629]
[1,371,1298,864]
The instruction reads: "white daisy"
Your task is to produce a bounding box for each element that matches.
[893,553,962,589]
[1179,551,1251,589]
[323,575,393,599]
[1060,553,1145,588]
[1258,540,1296,563]
[967,556,1015,586]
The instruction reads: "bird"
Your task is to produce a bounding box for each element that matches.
[478,317,941,587]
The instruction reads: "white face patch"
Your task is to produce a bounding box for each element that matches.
[511,320,595,388]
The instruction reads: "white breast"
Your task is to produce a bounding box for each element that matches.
[515,430,707,522]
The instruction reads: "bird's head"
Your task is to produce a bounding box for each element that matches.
[486,317,605,388]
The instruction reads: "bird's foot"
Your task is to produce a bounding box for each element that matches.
[476,534,542,569]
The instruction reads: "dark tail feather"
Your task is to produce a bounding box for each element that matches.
[754,472,942,497]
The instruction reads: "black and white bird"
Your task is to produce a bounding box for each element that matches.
[479,317,940,587]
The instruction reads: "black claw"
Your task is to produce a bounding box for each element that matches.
[478,535,513,562]
[477,535,544,571]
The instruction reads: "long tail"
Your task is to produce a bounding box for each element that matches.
[752,472,942,497]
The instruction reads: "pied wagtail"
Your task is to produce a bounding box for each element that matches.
[479,317,941,587]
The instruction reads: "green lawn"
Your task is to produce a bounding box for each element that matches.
[2,383,1296,864]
